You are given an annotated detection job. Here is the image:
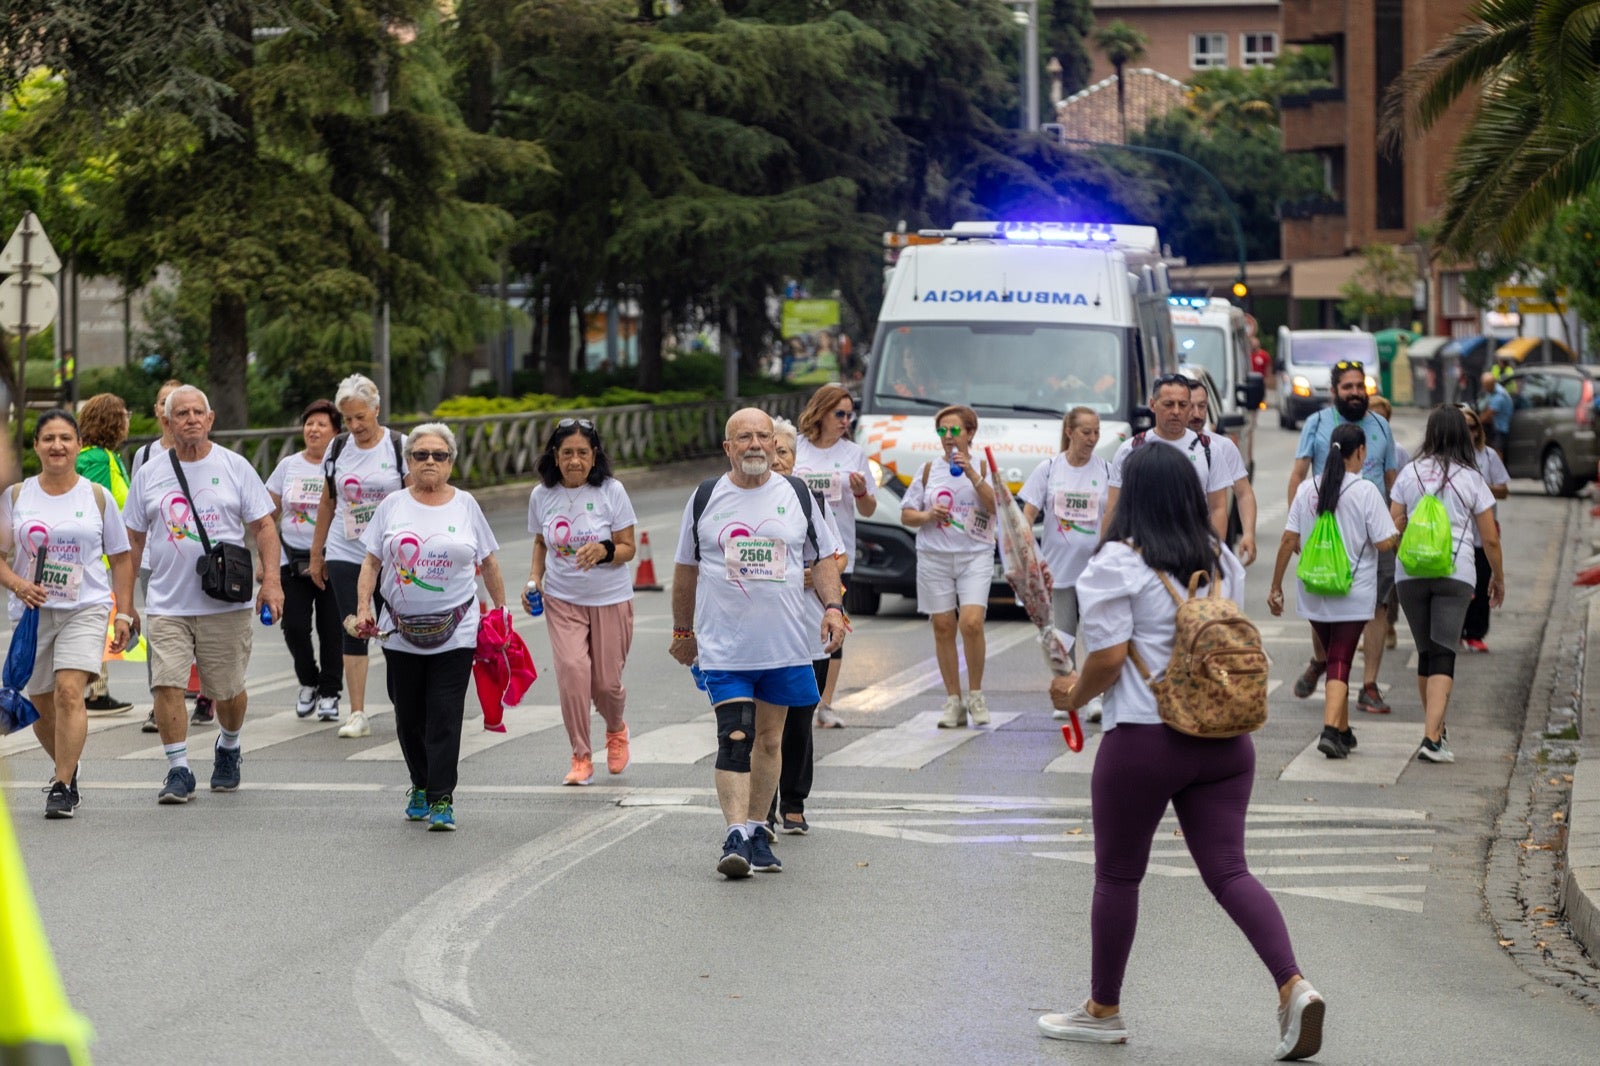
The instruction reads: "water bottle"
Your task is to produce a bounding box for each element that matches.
[949,457,963,478]
[523,581,544,617]
[260,603,274,625]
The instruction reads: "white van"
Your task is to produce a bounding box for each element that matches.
[1276,328,1380,430]
[847,220,1178,614]
[1170,296,1264,472]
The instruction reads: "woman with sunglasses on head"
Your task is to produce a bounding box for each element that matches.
[354,424,506,830]
[310,373,409,738]
[526,417,637,786]
[794,384,876,727]
[1268,422,1398,759]
[1456,404,1509,654]
[0,410,137,818]
[1042,444,1324,1061]
[901,404,997,728]
[1020,406,1110,723]
[266,400,345,719]
[1390,407,1503,763]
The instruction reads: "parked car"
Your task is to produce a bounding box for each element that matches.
[1501,364,1600,496]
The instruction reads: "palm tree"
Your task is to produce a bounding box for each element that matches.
[1382,0,1600,259]
[1094,19,1148,142]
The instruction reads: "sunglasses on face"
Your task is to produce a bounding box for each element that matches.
[935,425,964,438]
[410,450,451,463]
[557,418,595,430]
[1335,360,1365,372]
[832,409,856,421]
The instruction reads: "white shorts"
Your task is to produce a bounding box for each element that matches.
[916,550,992,615]
[29,603,112,694]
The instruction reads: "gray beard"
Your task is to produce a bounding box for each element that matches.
[739,456,770,476]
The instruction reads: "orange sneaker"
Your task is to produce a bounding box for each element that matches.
[605,727,630,775]
[563,755,593,786]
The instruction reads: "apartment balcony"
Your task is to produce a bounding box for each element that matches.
[1282,0,1346,45]
[1280,198,1348,260]
[1279,88,1347,152]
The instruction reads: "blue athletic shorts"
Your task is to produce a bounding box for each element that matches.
[698,664,820,708]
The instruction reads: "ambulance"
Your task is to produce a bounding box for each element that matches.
[846,220,1179,615]
[1169,295,1263,474]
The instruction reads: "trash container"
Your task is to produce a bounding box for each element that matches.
[1406,337,1451,407]
[1373,328,1418,399]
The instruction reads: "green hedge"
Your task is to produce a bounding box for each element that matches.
[432,387,709,418]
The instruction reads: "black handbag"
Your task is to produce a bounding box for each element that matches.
[169,450,254,603]
[284,546,313,579]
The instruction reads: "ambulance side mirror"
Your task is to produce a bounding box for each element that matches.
[1238,376,1266,409]
[1130,406,1155,434]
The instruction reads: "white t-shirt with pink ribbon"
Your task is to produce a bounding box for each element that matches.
[900,460,995,555]
[528,478,637,607]
[266,452,327,552]
[323,433,408,564]
[2,477,130,623]
[361,488,499,655]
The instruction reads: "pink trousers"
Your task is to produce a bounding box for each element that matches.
[544,596,633,758]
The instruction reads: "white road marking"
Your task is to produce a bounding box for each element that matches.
[817,711,1021,769]
[1043,730,1103,772]
[1,715,129,758]
[627,712,716,764]
[116,706,395,760]
[346,706,564,761]
[831,626,1039,713]
[1279,721,1423,783]
[1274,884,1426,913]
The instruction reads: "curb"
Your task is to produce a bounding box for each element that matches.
[1564,596,1600,957]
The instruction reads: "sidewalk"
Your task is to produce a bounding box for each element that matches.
[1565,563,1600,956]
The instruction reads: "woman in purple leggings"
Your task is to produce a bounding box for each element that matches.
[1043,444,1325,1061]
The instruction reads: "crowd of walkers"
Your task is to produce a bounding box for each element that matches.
[5,363,1526,1060]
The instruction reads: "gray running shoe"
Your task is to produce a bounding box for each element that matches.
[1275,979,1325,1060]
[1038,1003,1128,1043]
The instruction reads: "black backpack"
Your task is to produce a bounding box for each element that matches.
[1131,430,1212,469]
[323,429,406,497]
[690,474,820,564]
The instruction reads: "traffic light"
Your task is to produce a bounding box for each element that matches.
[1231,280,1249,299]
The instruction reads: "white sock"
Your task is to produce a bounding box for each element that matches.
[164,743,189,771]
[728,822,749,839]
[217,725,241,751]
[746,820,765,838]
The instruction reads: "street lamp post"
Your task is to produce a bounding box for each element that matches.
[1009,1,1040,132]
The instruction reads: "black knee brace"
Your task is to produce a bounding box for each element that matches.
[715,700,756,773]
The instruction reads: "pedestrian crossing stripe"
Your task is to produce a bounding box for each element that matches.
[817,711,1021,769]
[347,707,562,762]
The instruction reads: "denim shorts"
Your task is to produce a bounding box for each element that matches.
[698,664,820,708]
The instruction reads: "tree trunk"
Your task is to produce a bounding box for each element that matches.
[1115,61,1126,141]
[545,290,575,396]
[736,282,768,378]
[208,292,250,429]
[637,281,665,392]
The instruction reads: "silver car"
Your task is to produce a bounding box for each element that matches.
[1502,365,1600,496]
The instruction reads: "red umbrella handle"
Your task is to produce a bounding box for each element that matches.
[1061,710,1084,752]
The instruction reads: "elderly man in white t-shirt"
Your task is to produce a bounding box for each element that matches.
[124,386,284,805]
[1104,374,1234,538]
[670,408,849,880]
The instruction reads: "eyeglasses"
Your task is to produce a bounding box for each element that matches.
[1334,360,1365,372]
[935,425,965,438]
[409,450,451,463]
[557,418,594,430]
[832,409,856,422]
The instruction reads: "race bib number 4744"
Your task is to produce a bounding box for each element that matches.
[726,536,787,582]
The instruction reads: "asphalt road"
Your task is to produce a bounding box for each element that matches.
[5,409,1599,1065]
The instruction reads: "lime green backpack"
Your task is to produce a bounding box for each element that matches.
[1397,467,1456,578]
[1296,511,1353,596]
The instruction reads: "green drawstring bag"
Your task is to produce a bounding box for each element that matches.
[1297,511,1353,596]
[1398,492,1454,578]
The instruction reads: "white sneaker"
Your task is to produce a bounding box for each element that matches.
[1052,707,1071,721]
[1037,1003,1128,1043]
[295,686,317,718]
[1084,695,1104,724]
[315,696,340,722]
[965,691,991,726]
[937,695,967,729]
[1274,979,1324,1060]
[814,704,844,729]
[337,710,371,738]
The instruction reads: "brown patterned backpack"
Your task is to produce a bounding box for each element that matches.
[1129,568,1269,738]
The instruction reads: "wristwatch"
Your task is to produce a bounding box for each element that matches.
[824,603,845,614]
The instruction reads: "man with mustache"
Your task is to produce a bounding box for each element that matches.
[1284,362,1400,715]
[670,408,848,879]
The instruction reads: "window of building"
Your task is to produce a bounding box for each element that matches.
[1241,32,1278,67]
[1190,33,1227,69]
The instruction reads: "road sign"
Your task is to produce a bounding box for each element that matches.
[1495,283,1567,301]
[1494,299,1568,315]
[0,212,61,274]
[0,274,59,335]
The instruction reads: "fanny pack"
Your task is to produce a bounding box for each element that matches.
[392,600,475,649]
[284,546,313,579]
[170,450,254,604]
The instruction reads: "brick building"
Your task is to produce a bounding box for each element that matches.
[1088,0,1282,84]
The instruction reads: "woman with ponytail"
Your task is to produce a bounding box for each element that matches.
[1268,422,1398,759]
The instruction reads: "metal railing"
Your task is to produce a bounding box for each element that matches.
[121,393,812,486]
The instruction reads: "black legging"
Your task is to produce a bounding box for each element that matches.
[1461,546,1492,641]
[769,658,828,821]
[326,559,371,656]
[384,646,476,804]
[280,564,343,698]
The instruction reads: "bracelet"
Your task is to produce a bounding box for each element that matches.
[823,603,845,614]
[672,627,695,640]
[115,613,135,625]
[852,489,868,498]
[601,538,616,563]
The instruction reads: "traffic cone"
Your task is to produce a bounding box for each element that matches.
[0,789,95,1064]
[633,531,663,591]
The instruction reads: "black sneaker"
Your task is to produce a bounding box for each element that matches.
[68,765,80,808]
[44,781,74,819]
[749,825,783,872]
[158,766,198,804]
[1316,726,1348,760]
[84,693,134,715]
[191,696,216,726]
[210,739,242,792]
[1292,660,1326,699]
[1417,737,1455,764]
[1339,728,1358,751]
[779,814,810,836]
[141,710,159,734]
[716,828,752,879]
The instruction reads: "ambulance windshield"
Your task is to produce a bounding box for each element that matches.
[1174,325,1228,387]
[870,323,1124,416]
